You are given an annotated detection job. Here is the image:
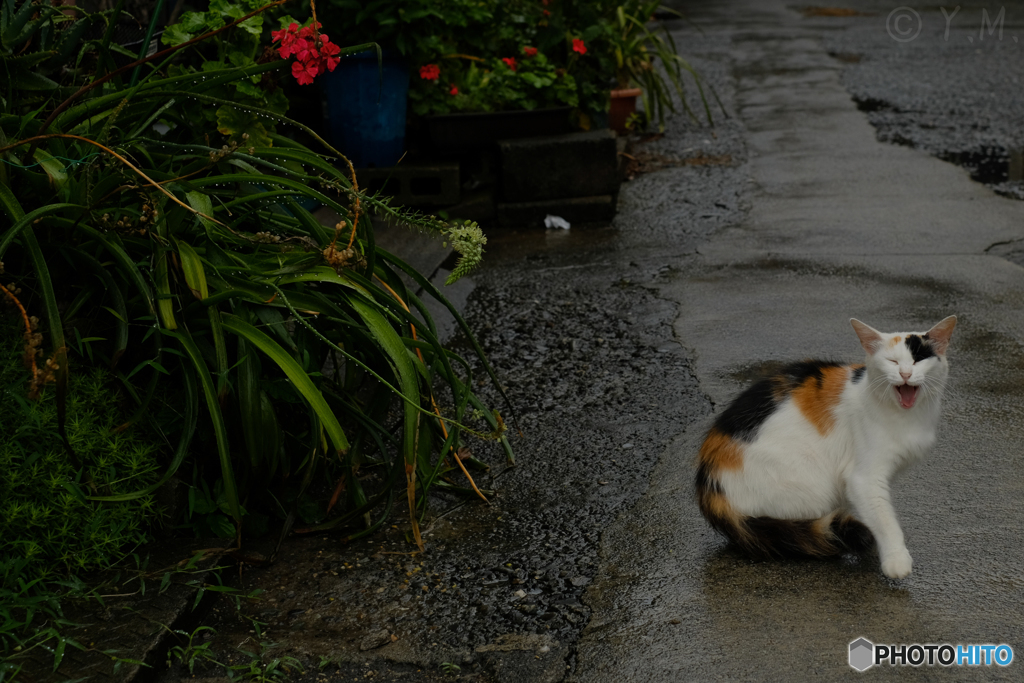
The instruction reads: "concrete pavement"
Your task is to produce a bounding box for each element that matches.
[574,1,1024,680]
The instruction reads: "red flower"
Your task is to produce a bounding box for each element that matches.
[277,32,303,59]
[523,46,538,57]
[296,22,321,41]
[449,83,459,95]
[542,9,550,17]
[293,39,318,65]
[319,35,341,72]
[502,57,517,71]
[572,38,587,54]
[273,21,340,84]
[271,23,297,44]
[292,59,319,86]
[420,64,441,80]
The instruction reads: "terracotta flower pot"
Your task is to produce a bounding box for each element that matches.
[609,87,642,134]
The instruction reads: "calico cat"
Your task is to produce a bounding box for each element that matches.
[696,316,957,579]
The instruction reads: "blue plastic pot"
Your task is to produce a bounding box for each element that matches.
[322,51,409,168]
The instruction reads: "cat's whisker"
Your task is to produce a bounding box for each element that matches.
[867,374,894,401]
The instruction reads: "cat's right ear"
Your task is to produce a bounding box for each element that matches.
[850,319,883,353]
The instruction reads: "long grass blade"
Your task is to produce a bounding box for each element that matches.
[348,296,423,548]
[163,328,242,535]
[375,247,517,427]
[220,312,350,454]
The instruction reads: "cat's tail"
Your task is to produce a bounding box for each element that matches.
[697,474,873,558]
[736,513,875,558]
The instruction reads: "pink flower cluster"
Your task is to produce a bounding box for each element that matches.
[272,22,341,85]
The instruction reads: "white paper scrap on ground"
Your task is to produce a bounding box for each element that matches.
[544,214,571,230]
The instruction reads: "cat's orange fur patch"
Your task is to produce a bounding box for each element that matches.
[887,335,902,347]
[791,365,849,436]
[696,486,748,544]
[701,490,735,520]
[812,514,834,536]
[699,428,744,472]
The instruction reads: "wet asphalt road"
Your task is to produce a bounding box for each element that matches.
[574,1,1024,681]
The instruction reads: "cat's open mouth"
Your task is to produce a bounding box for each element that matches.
[896,384,918,409]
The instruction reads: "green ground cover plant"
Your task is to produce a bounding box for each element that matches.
[0,317,160,575]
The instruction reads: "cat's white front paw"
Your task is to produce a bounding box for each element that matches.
[881,548,913,579]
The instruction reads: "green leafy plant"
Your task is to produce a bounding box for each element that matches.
[320,0,492,65]
[1,0,511,622]
[166,625,224,675]
[163,621,303,681]
[228,637,304,682]
[396,0,716,129]
[160,0,292,147]
[605,0,714,128]
[403,0,593,118]
[440,661,462,675]
[409,51,578,116]
[0,545,261,677]
[0,556,155,678]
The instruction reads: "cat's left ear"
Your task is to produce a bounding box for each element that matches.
[925,315,957,355]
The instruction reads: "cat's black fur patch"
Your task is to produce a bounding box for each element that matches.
[905,334,936,363]
[742,517,821,557]
[831,515,875,552]
[712,377,779,442]
[777,360,847,390]
[714,360,847,442]
[851,366,866,383]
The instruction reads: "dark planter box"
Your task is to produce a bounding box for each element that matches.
[498,130,619,202]
[426,107,573,152]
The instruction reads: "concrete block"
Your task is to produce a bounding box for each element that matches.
[497,195,616,228]
[498,130,619,202]
[357,162,460,206]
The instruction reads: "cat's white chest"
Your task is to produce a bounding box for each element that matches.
[893,427,935,467]
[875,405,940,467]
